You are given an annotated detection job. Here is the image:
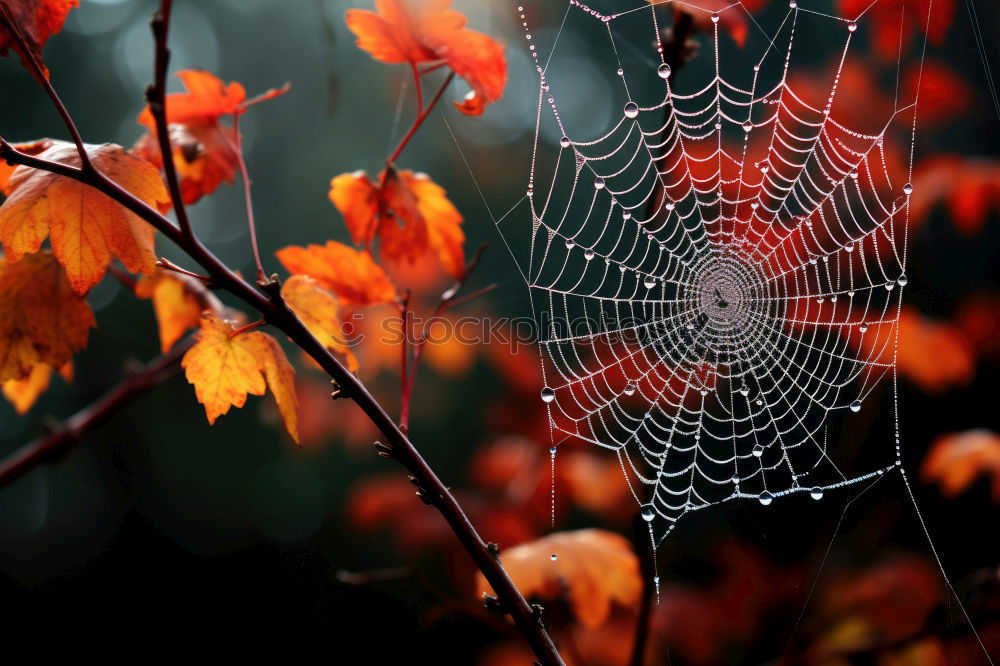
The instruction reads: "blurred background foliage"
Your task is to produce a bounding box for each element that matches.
[0,0,998,663]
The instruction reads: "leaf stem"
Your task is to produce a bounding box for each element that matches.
[229,318,266,338]
[227,112,266,281]
[400,243,488,433]
[399,289,412,432]
[388,72,455,165]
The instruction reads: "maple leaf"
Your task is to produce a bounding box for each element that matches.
[0,0,78,80]
[133,70,288,205]
[182,313,299,443]
[0,250,93,383]
[275,240,397,309]
[329,168,465,279]
[838,0,955,61]
[344,0,507,116]
[134,270,222,353]
[280,275,359,371]
[476,529,642,629]
[0,140,170,295]
[1,360,69,414]
[921,429,1000,500]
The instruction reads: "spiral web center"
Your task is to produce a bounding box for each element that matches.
[496,0,932,545]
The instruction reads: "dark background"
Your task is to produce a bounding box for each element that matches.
[0,0,997,662]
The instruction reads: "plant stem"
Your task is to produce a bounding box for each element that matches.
[399,290,412,432]
[229,319,267,338]
[0,6,563,664]
[147,0,193,240]
[0,5,91,168]
[388,72,455,165]
[0,340,192,490]
[228,112,266,281]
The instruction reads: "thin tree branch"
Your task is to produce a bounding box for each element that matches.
[0,339,192,490]
[0,7,563,664]
[0,5,91,167]
[146,0,193,239]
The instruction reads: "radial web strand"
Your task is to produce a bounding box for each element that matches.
[506,0,920,544]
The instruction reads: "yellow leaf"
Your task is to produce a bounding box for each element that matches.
[135,271,220,353]
[182,314,299,442]
[281,275,359,371]
[0,140,171,294]
[0,251,94,382]
[2,362,52,414]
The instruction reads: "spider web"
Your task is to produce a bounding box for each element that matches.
[505,0,921,545]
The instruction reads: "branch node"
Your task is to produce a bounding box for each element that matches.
[373,441,394,458]
[482,593,506,614]
[487,542,500,558]
[330,379,349,400]
[408,475,435,505]
[256,272,282,301]
[531,603,547,623]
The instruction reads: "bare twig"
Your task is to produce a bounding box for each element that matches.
[0,340,192,490]
[0,4,563,663]
[146,0,193,240]
[400,243,489,432]
[0,5,91,167]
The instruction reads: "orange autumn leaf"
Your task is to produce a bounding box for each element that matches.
[280,275,359,372]
[1,360,69,414]
[275,240,396,309]
[0,140,170,294]
[920,429,1000,501]
[133,70,288,205]
[182,313,299,443]
[329,168,465,279]
[0,0,78,80]
[344,0,507,116]
[476,529,642,630]
[0,250,93,383]
[135,270,223,353]
[0,138,53,190]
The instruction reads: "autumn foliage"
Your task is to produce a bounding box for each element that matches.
[0,0,997,664]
